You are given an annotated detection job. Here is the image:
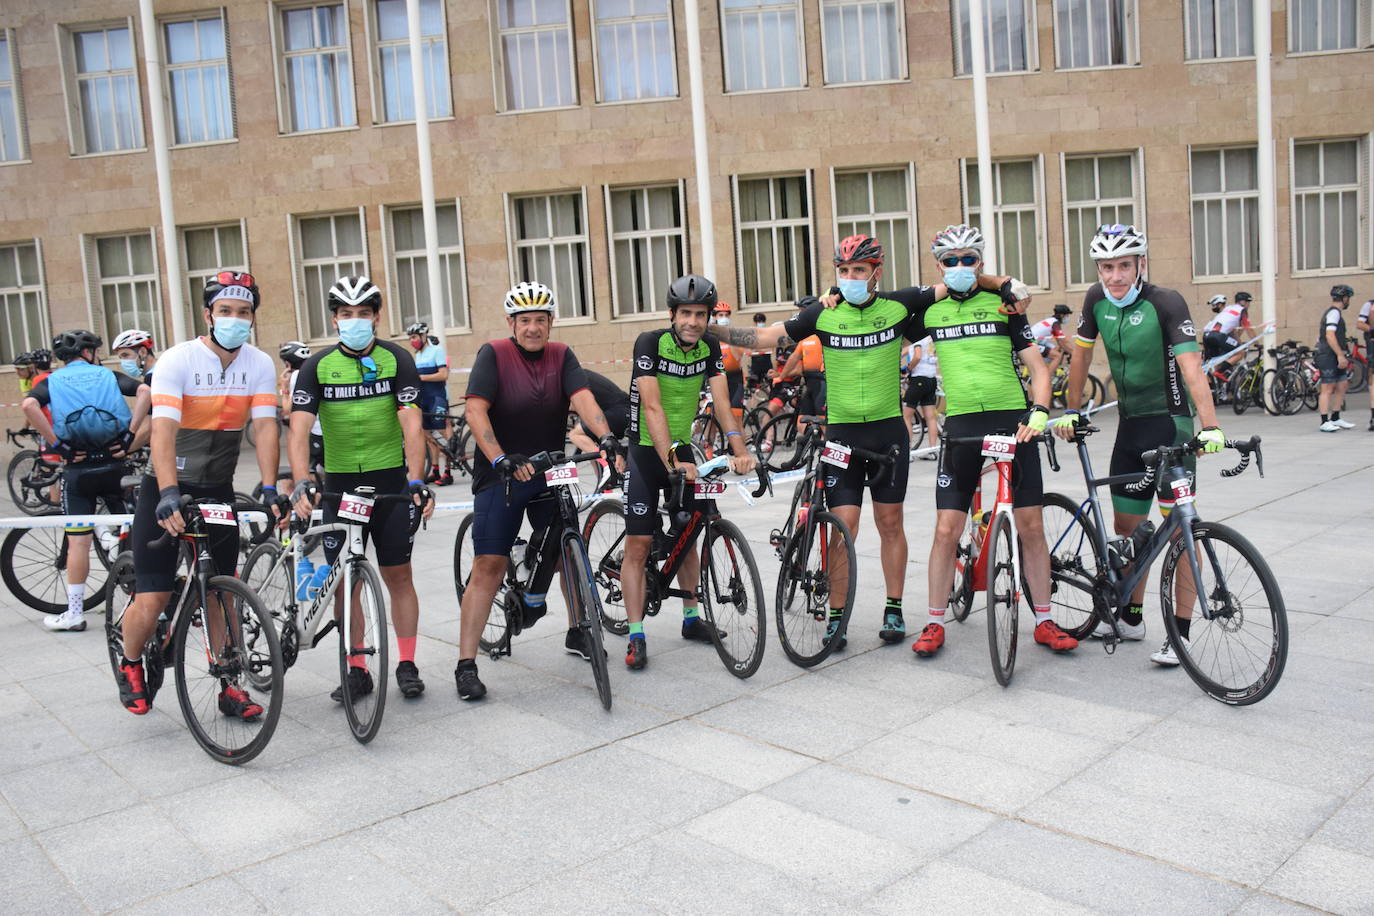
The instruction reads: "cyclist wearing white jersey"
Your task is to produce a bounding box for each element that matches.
[902,337,939,456]
[1029,305,1072,371]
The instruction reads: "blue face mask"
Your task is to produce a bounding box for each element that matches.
[338,317,375,351]
[120,359,143,378]
[837,278,872,305]
[1103,282,1141,308]
[943,266,977,293]
[211,316,252,350]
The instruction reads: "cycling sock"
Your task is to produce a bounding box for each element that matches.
[1032,604,1051,624]
[66,583,85,615]
[1321,413,1330,423]
[1175,616,1192,640]
[525,592,546,607]
[628,621,645,637]
[397,636,416,664]
[122,655,140,667]
[682,605,699,620]
[1120,604,1144,626]
[927,607,947,626]
[884,597,902,616]
[828,607,844,622]
[1332,411,1342,421]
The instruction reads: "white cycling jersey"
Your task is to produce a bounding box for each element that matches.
[1030,318,1064,348]
[1204,303,1250,336]
[906,337,939,378]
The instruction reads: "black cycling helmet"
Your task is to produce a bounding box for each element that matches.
[1234,291,1253,303]
[29,348,51,369]
[666,274,717,310]
[1331,284,1354,300]
[12,351,32,367]
[1052,304,1071,317]
[278,340,311,368]
[202,270,261,310]
[52,330,103,362]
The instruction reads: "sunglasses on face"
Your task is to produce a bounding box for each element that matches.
[940,255,979,267]
[359,355,378,383]
[214,270,255,287]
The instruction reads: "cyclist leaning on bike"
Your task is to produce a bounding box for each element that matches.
[621,274,756,671]
[455,281,622,701]
[1053,224,1226,666]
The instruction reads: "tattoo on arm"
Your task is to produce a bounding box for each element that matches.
[724,327,758,348]
[482,431,496,444]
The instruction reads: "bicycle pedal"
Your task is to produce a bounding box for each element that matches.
[1102,634,1119,656]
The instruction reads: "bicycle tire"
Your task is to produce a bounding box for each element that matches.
[690,412,725,459]
[1270,368,1300,416]
[1085,373,1107,409]
[582,497,629,636]
[452,513,513,656]
[1039,492,1106,640]
[756,411,807,473]
[745,406,773,449]
[775,510,856,668]
[173,574,283,765]
[1347,357,1369,394]
[1259,368,1281,416]
[562,531,612,710]
[948,515,975,623]
[339,559,389,743]
[985,512,1019,687]
[240,540,296,682]
[1229,366,1251,415]
[1301,369,1319,410]
[0,526,110,614]
[452,427,475,478]
[1159,520,1287,706]
[8,450,59,515]
[103,552,137,682]
[699,518,767,679]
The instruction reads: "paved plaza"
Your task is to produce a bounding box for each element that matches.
[1,410,1372,914]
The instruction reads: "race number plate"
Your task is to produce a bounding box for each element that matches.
[820,441,853,468]
[1169,478,1195,505]
[338,493,375,522]
[198,503,236,526]
[544,463,578,487]
[693,480,728,497]
[981,435,1017,461]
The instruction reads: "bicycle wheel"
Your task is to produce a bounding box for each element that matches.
[1259,368,1282,416]
[337,560,389,743]
[1039,492,1105,640]
[1270,369,1301,416]
[1085,373,1107,408]
[1301,370,1319,410]
[172,575,283,765]
[775,510,856,668]
[948,515,976,623]
[1,526,110,614]
[756,412,806,472]
[1347,357,1368,394]
[691,412,725,459]
[103,552,137,682]
[8,450,59,515]
[562,531,612,711]
[453,513,513,655]
[240,540,297,681]
[1159,521,1287,706]
[699,518,766,678]
[1229,367,1252,415]
[582,497,628,636]
[985,512,1020,687]
[451,427,475,478]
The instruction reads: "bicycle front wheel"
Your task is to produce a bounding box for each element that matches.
[340,559,389,743]
[775,510,856,668]
[582,497,628,636]
[985,512,1020,686]
[104,552,137,682]
[756,412,806,473]
[453,513,513,655]
[699,518,766,679]
[1,526,110,614]
[948,515,975,623]
[562,532,612,711]
[240,540,296,682]
[1347,357,1368,394]
[173,575,283,765]
[1039,493,1105,640]
[1159,521,1287,706]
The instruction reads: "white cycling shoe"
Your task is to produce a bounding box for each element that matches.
[43,610,87,632]
[1150,638,1186,666]
[1091,616,1146,640]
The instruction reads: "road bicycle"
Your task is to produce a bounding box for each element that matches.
[1345,336,1369,394]
[240,487,425,743]
[104,496,284,764]
[1225,350,1278,416]
[452,450,615,709]
[421,408,474,480]
[942,432,1062,686]
[582,453,770,679]
[7,428,63,515]
[1042,424,1286,705]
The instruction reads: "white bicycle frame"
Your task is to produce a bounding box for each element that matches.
[280,502,372,658]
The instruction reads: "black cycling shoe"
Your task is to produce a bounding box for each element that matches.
[564,626,606,662]
[454,660,486,701]
[330,667,373,703]
[625,636,648,670]
[681,617,723,642]
[824,617,847,652]
[395,661,425,698]
[879,612,906,644]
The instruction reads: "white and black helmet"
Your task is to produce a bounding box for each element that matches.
[405,322,429,336]
[1089,224,1148,260]
[327,275,382,311]
[111,329,154,352]
[503,281,556,315]
[1207,294,1227,307]
[930,225,985,258]
[278,340,311,367]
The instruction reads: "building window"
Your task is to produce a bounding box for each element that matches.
[388,202,467,330]
[295,211,367,339]
[721,0,805,92]
[1290,0,1360,52]
[1063,152,1141,287]
[66,23,145,154]
[833,167,915,286]
[606,183,686,316]
[953,0,1036,74]
[182,222,247,336]
[92,232,163,343]
[163,14,233,144]
[593,0,677,102]
[821,0,906,84]
[277,2,357,132]
[1185,0,1253,59]
[1,31,27,163]
[1190,146,1259,277]
[1053,0,1137,69]
[0,241,48,363]
[1292,138,1364,272]
[964,158,1044,288]
[508,192,591,319]
[372,0,451,121]
[495,0,577,111]
[734,173,814,306]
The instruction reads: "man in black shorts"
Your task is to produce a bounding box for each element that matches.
[1316,284,1355,432]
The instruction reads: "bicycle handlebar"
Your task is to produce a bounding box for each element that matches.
[666,452,770,513]
[1125,435,1263,496]
[500,449,614,505]
[940,431,1060,473]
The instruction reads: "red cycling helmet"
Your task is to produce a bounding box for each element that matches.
[834,234,885,266]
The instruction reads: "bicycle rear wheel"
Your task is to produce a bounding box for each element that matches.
[173,575,283,765]
[562,531,612,710]
[985,512,1020,686]
[756,412,806,472]
[582,497,628,636]
[1,526,110,614]
[948,515,975,623]
[1301,370,1319,410]
[1159,521,1287,706]
[699,518,766,678]
[691,412,725,459]
[1229,366,1252,415]
[339,560,389,743]
[453,513,513,655]
[1039,492,1104,640]
[103,552,137,682]
[239,540,297,681]
[775,510,856,668]
[7,450,60,515]
[1347,357,1368,394]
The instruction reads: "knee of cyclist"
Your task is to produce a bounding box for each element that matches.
[621,537,650,563]
[933,516,964,543]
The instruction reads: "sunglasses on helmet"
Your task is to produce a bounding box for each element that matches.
[213,271,255,287]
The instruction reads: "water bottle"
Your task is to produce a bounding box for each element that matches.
[510,537,527,572]
[295,556,315,601]
[795,503,809,529]
[308,563,331,599]
[1129,520,1155,559]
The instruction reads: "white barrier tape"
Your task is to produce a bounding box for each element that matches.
[1201,323,1276,372]
[0,509,271,531]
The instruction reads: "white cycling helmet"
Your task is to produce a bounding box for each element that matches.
[930,225,985,258]
[1207,294,1227,308]
[327,275,382,310]
[111,329,154,352]
[503,281,557,315]
[1089,224,1148,260]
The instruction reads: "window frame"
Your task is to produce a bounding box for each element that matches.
[1183,0,1255,61]
[82,229,165,344]
[0,238,50,365]
[719,0,809,95]
[960,155,1050,292]
[1059,149,1147,291]
[503,188,595,322]
[731,170,817,309]
[951,0,1040,76]
[364,0,453,125]
[828,164,919,287]
[179,219,250,337]
[287,207,370,342]
[268,0,360,135]
[1051,0,1141,71]
[604,179,690,319]
[819,0,909,86]
[590,0,680,105]
[1187,144,1261,281]
[0,28,30,165]
[379,199,470,334]
[56,19,148,157]
[1288,135,1370,276]
[490,0,580,114]
[1286,0,1372,55]
[160,9,238,147]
